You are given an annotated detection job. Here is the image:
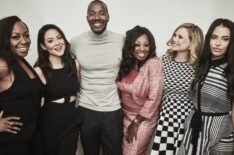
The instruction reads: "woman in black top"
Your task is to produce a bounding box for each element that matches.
[34,24,82,155]
[0,16,43,155]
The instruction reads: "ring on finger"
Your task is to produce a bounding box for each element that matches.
[10,122,13,126]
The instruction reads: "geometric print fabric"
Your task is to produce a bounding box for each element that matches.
[151,55,195,155]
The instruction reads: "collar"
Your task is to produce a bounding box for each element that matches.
[89,29,108,39]
[210,57,227,67]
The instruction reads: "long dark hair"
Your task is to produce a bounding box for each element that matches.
[0,16,28,70]
[191,18,234,101]
[117,25,156,81]
[34,24,76,83]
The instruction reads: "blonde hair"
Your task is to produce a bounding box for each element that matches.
[167,23,204,65]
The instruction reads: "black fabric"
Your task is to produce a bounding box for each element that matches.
[38,59,82,155]
[0,59,43,144]
[210,57,227,68]
[41,59,79,103]
[190,110,202,155]
[79,106,123,155]
[0,141,30,155]
[39,101,82,155]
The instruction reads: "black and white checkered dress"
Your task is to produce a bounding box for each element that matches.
[151,55,195,155]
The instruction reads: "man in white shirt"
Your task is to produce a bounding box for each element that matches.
[70,1,124,155]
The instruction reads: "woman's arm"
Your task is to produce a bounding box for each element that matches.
[75,59,80,80]
[127,58,164,143]
[0,111,23,134]
[0,59,23,134]
[126,114,145,143]
[34,66,46,84]
[137,58,164,119]
[0,59,9,89]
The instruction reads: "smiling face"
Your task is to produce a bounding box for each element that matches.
[210,25,230,60]
[41,29,65,58]
[132,34,150,61]
[171,27,191,52]
[10,21,31,58]
[87,1,109,34]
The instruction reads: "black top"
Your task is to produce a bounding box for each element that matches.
[42,59,79,103]
[0,59,43,143]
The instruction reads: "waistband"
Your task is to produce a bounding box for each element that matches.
[194,108,229,116]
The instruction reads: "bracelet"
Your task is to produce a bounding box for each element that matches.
[133,118,140,126]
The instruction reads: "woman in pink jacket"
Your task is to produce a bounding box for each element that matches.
[117,25,164,155]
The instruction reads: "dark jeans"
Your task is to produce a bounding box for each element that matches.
[78,106,123,155]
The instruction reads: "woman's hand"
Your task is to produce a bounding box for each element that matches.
[126,121,139,143]
[0,111,23,134]
[126,115,146,143]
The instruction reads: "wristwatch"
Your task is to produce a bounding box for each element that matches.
[133,118,140,125]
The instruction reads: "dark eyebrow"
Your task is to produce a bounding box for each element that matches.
[11,30,29,35]
[222,35,230,38]
[212,34,230,38]
[46,37,54,41]
[11,32,20,35]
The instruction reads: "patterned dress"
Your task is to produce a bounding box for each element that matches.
[118,57,164,155]
[151,55,195,155]
[176,58,234,155]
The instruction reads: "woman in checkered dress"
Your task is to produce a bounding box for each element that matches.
[151,23,204,155]
[177,18,234,155]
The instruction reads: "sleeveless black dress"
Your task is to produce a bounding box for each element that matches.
[0,59,43,155]
[39,60,83,155]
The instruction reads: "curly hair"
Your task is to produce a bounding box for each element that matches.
[117,25,156,81]
[191,18,234,101]
[34,24,76,83]
[167,23,204,65]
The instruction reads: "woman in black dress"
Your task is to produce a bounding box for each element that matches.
[0,16,43,155]
[34,24,82,155]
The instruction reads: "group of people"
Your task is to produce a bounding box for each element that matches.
[0,16,82,155]
[0,0,234,155]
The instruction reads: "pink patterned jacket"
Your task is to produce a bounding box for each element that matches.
[118,57,164,119]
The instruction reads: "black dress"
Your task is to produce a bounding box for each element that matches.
[39,60,83,155]
[0,59,43,155]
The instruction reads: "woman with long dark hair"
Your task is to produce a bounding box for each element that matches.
[117,25,164,155]
[177,18,234,155]
[34,24,82,155]
[0,16,43,155]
